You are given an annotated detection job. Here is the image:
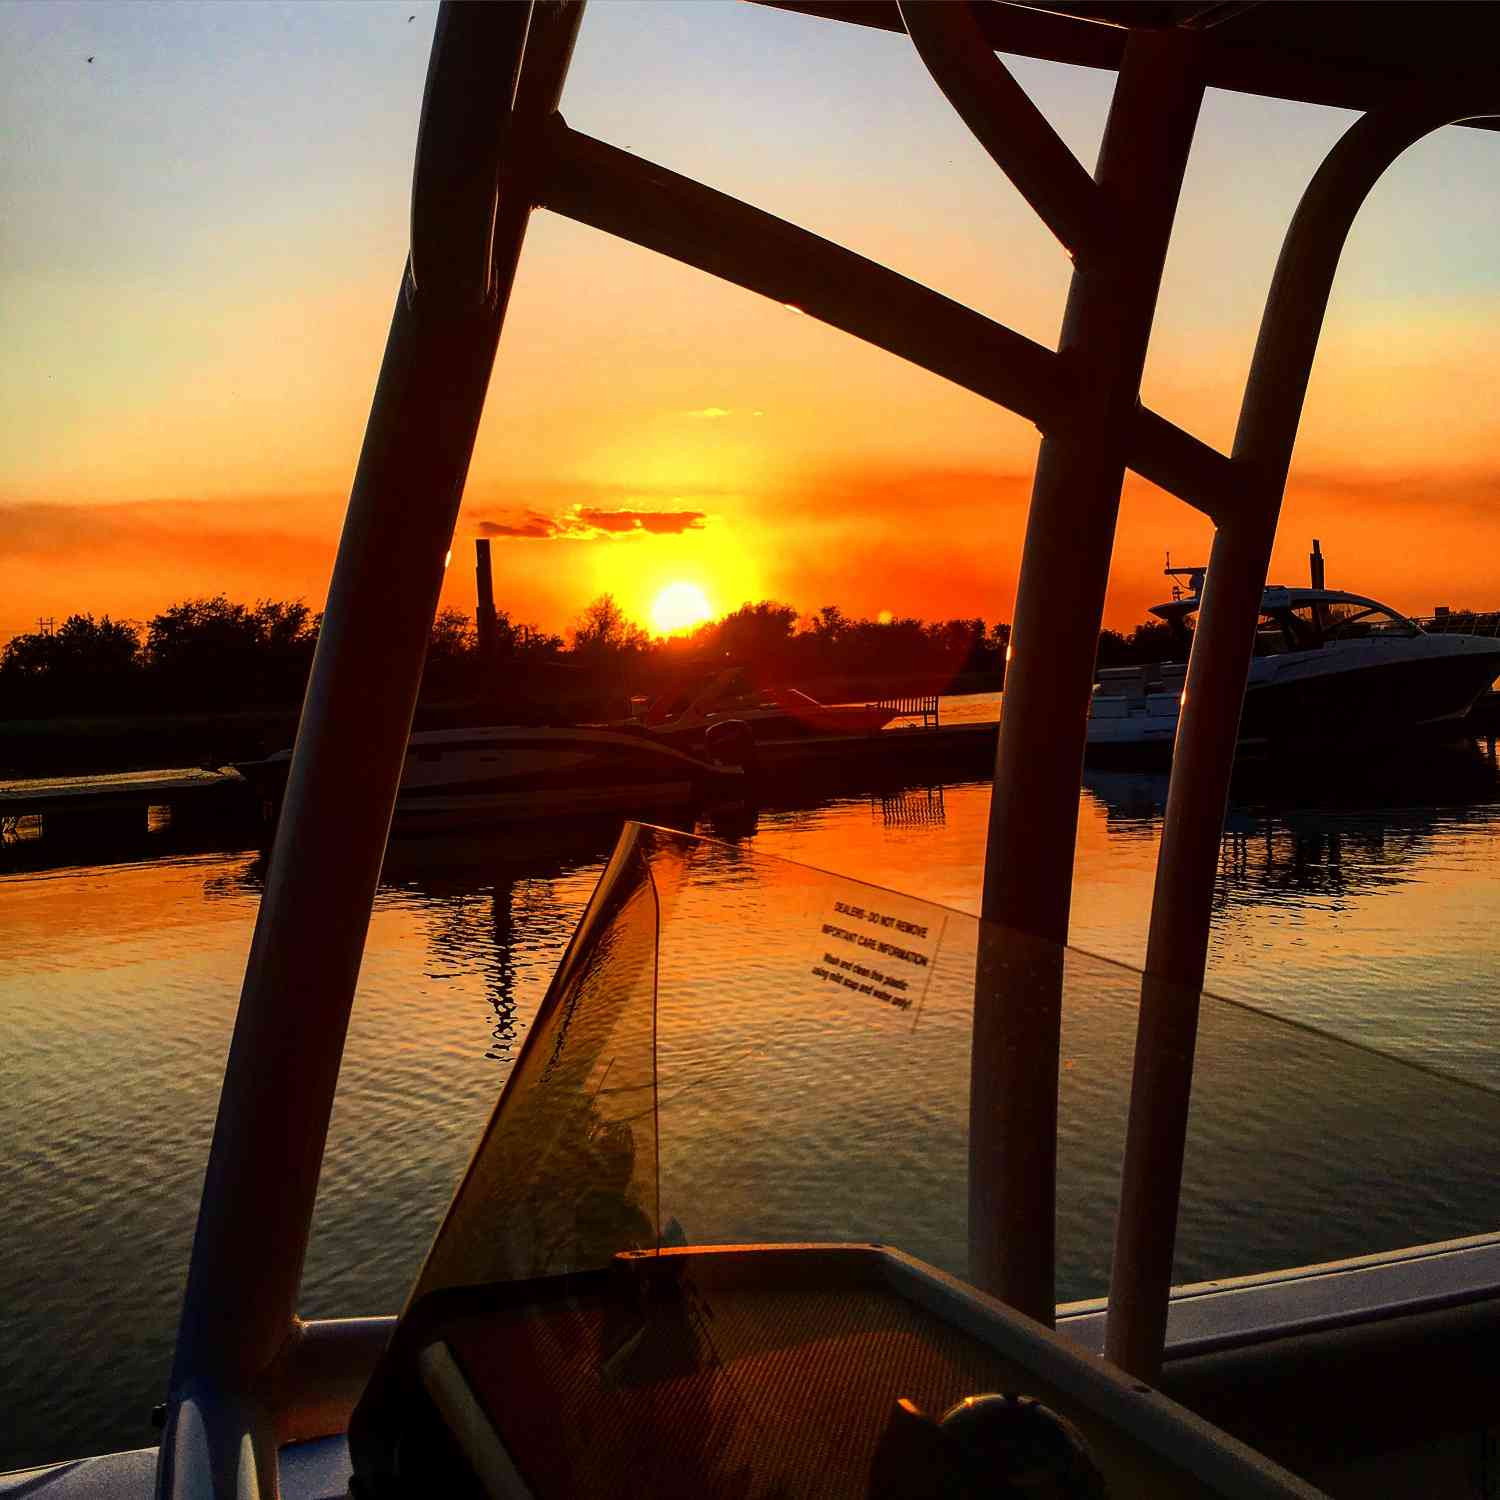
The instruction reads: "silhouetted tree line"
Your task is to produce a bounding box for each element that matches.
[677,601,1004,687]
[1,592,1185,721]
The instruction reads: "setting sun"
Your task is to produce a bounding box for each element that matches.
[650,581,713,636]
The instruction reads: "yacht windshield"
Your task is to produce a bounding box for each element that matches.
[1249,599,1419,654]
[408,824,1500,1309]
[1316,600,1419,639]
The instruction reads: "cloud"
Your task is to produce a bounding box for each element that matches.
[477,511,563,539]
[1284,467,1500,521]
[575,508,706,535]
[474,506,707,540]
[684,406,731,419]
[752,462,1037,525]
[0,496,342,645]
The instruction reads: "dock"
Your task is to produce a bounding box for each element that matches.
[756,719,996,775]
[0,767,254,833]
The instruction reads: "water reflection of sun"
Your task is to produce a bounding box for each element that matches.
[650,582,713,636]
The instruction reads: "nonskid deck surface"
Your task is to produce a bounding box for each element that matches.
[425,1281,1192,1498]
[359,1247,1324,1499]
[0,1438,350,1500]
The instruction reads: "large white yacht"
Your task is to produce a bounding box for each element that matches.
[11,3,1500,1498]
[1090,558,1500,759]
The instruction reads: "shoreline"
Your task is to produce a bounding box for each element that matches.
[0,676,1004,780]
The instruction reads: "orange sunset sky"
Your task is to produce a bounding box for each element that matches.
[4,0,1500,649]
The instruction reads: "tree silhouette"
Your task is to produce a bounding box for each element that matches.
[144,596,319,707]
[2,614,142,712]
[2,614,140,682]
[571,594,648,656]
[1,586,1197,747]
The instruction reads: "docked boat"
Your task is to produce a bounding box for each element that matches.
[633,665,904,747]
[1090,561,1500,761]
[234,725,746,830]
[14,3,1500,1498]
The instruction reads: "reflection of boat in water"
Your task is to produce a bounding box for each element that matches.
[234,724,745,831]
[1089,553,1500,762]
[1082,750,1500,910]
[1084,741,1500,829]
[24,3,1500,1497]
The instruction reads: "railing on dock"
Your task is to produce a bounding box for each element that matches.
[877,693,940,728]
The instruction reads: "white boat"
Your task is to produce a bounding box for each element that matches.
[12,3,1500,1498]
[631,665,905,746]
[1090,565,1500,760]
[234,725,746,830]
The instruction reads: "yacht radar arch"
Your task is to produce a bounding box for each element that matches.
[147,5,1500,1497]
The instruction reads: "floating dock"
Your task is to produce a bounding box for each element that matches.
[755,719,996,776]
[0,767,253,831]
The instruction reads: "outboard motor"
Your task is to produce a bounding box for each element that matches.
[703,717,756,771]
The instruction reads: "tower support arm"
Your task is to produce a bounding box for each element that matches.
[1107,85,1500,1383]
[159,6,585,1496]
[1127,405,1242,520]
[543,117,1248,519]
[899,0,1110,259]
[971,27,1205,1326]
[539,121,1068,432]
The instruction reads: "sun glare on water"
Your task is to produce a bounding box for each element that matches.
[650,581,713,636]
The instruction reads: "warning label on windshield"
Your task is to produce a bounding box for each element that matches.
[811,894,946,1014]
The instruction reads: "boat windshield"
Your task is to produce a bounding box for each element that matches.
[407,824,1500,1309]
[1246,599,1418,654]
[1309,600,1420,639]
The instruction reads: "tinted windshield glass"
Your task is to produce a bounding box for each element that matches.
[1323,601,1417,638]
[409,824,1500,1310]
[1252,613,1287,655]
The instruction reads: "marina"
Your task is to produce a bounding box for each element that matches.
[10,0,1500,1495]
[7,747,1500,1477]
[7,689,1500,853]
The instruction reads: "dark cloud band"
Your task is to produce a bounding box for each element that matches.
[476,507,707,540]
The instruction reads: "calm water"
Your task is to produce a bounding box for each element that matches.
[5,696,1500,1469]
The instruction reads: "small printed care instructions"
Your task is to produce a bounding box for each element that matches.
[810,886,947,1021]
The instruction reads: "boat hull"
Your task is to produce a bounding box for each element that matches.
[235,726,744,829]
[646,703,899,749]
[1088,636,1500,762]
[1240,639,1500,744]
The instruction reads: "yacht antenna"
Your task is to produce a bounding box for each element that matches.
[1163,552,1205,601]
[1310,537,1325,590]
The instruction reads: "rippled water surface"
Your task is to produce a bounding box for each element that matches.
[5,700,1500,1470]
